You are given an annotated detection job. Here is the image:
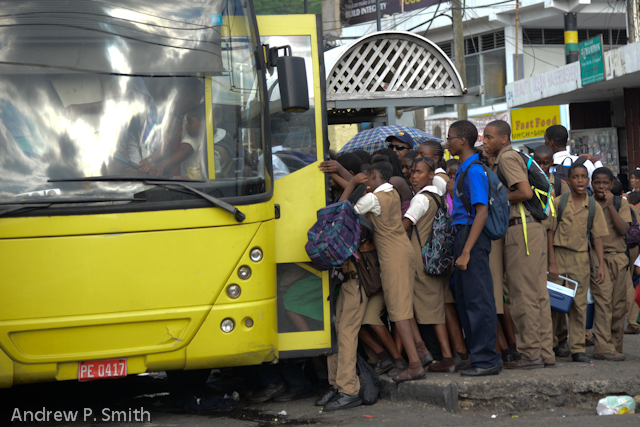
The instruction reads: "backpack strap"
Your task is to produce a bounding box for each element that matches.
[456,160,482,215]
[613,195,622,212]
[554,174,562,196]
[587,196,596,236]
[348,184,367,205]
[556,192,570,225]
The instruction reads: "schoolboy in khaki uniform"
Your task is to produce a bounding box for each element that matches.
[484,120,554,369]
[590,168,629,360]
[548,164,608,361]
[534,144,571,357]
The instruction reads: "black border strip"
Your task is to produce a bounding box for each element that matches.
[279,347,334,359]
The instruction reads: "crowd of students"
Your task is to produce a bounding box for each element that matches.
[313,120,640,411]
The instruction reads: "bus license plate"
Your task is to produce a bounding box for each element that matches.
[78,358,127,382]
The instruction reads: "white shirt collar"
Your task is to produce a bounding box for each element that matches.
[434,167,446,175]
[373,182,394,193]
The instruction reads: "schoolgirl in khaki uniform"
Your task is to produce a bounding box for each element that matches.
[402,156,455,372]
[590,167,630,360]
[346,159,425,383]
[548,163,608,362]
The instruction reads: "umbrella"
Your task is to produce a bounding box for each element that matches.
[338,125,441,155]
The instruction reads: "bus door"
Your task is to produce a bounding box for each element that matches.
[257,15,335,358]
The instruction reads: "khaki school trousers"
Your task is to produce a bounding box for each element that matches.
[328,278,368,396]
[504,222,554,363]
[551,247,590,354]
[590,253,628,354]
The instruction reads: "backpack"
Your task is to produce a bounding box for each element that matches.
[356,353,379,405]
[496,149,552,221]
[457,160,510,240]
[553,156,589,189]
[554,174,567,196]
[612,196,640,249]
[305,185,368,271]
[414,192,454,276]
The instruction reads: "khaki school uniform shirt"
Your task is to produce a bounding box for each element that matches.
[549,193,608,252]
[492,145,531,220]
[600,198,632,253]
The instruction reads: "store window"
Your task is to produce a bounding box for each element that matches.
[464,31,506,108]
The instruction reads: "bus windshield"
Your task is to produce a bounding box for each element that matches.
[0,0,266,208]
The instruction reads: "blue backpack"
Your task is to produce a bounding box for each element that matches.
[305,185,368,270]
[456,160,510,240]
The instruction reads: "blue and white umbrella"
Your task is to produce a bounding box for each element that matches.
[338,125,441,155]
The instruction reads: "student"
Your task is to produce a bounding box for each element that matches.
[417,141,448,197]
[544,125,603,182]
[447,120,502,376]
[340,159,425,382]
[386,133,414,161]
[401,150,418,182]
[625,191,640,334]
[403,156,456,372]
[548,163,608,362]
[483,120,554,369]
[534,144,570,196]
[590,167,629,360]
[629,169,640,193]
[534,144,570,357]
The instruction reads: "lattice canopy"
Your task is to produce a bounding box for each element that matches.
[326,32,465,102]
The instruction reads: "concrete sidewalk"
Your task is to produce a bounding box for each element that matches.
[379,333,640,413]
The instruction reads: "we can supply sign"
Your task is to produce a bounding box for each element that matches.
[511,106,561,141]
[579,36,605,86]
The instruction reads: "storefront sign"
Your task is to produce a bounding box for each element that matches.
[341,0,442,26]
[579,35,605,86]
[511,105,561,141]
[469,111,511,144]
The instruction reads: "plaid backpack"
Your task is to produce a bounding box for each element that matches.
[305,185,367,270]
[414,192,454,276]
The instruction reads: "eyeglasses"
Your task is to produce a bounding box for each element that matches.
[446,136,463,141]
[388,144,410,151]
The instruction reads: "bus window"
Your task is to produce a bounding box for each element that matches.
[277,263,324,333]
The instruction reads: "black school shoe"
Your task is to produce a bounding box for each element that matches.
[323,392,363,411]
[248,382,287,402]
[553,341,570,358]
[375,357,394,375]
[315,387,338,406]
[571,352,590,363]
[460,364,502,377]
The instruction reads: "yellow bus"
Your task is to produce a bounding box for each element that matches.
[0,1,333,387]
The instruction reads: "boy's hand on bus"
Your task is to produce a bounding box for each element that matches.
[454,251,470,271]
[319,160,340,174]
[596,267,605,284]
[548,263,559,280]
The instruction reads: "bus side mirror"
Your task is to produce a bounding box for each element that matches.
[276,56,309,113]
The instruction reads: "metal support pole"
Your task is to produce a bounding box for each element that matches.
[376,0,382,31]
[564,13,579,64]
[627,0,639,43]
[453,0,467,120]
[515,1,520,81]
[304,0,308,14]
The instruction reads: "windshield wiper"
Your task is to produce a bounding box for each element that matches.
[49,177,246,222]
[0,197,146,217]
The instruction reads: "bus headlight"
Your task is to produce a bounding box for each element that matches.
[250,248,263,262]
[238,266,252,280]
[227,284,241,299]
[221,318,235,333]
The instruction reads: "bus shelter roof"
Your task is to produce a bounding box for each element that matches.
[324,31,479,123]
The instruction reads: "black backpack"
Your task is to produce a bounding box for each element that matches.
[496,149,552,221]
[356,353,379,405]
[553,156,589,191]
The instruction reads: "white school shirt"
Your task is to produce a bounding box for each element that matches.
[433,168,448,197]
[552,150,603,180]
[404,184,443,225]
[354,182,394,216]
[634,253,640,268]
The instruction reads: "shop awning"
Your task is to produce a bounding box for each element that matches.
[506,41,640,109]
